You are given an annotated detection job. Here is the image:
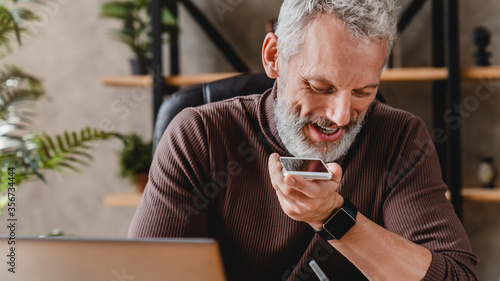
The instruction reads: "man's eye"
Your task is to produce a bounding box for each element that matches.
[353,90,371,97]
[309,84,333,94]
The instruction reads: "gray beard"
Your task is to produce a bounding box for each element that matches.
[274,90,366,163]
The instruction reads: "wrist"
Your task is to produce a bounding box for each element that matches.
[310,195,345,231]
[309,222,323,231]
[314,197,357,240]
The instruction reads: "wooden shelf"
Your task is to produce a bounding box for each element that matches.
[381,66,500,82]
[101,72,242,88]
[381,67,448,81]
[461,66,500,80]
[101,66,500,87]
[445,187,500,203]
[165,72,242,87]
[101,75,153,87]
[461,187,500,203]
[103,190,143,207]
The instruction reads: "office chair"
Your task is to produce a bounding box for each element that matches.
[153,73,386,152]
[153,73,275,152]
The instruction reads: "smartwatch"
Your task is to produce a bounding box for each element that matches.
[315,197,357,240]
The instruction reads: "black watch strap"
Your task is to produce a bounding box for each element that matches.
[315,197,357,240]
[315,227,335,240]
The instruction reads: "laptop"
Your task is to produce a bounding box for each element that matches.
[0,236,226,281]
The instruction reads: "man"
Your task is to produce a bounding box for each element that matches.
[129,0,478,280]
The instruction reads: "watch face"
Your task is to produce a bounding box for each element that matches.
[324,209,356,240]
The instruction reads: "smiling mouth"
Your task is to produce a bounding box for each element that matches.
[313,123,340,135]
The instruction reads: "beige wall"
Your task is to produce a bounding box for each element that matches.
[0,0,499,279]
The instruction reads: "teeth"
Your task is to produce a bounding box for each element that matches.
[314,123,339,135]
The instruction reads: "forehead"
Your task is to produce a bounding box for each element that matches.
[289,13,387,88]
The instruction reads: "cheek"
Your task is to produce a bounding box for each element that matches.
[284,89,315,115]
[352,98,375,117]
[292,94,320,118]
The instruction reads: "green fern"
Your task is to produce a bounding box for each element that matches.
[0,3,41,57]
[0,128,122,213]
[36,128,119,173]
[0,65,44,120]
[0,1,122,215]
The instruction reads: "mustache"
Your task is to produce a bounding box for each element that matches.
[292,112,363,131]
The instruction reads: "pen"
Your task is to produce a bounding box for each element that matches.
[309,260,330,281]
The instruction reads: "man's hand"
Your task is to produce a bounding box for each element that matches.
[268,153,344,230]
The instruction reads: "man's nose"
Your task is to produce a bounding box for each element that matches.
[326,91,351,127]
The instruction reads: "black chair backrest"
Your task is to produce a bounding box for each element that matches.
[153,73,275,152]
[153,72,386,152]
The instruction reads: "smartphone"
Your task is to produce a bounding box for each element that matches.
[279,157,333,180]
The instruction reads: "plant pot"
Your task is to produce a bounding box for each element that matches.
[136,172,149,193]
[130,58,152,75]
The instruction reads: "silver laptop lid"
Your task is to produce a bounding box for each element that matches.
[0,237,226,281]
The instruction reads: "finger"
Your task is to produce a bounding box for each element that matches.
[268,153,285,189]
[326,162,343,183]
[274,183,299,214]
[278,174,311,201]
[269,154,317,201]
[284,174,323,199]
[277,185,326,222]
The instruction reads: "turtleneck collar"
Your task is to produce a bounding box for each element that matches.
[256,81,355,166]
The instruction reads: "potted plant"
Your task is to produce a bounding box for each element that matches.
[0,70,122,213]
[100,0,178,74]
[0,0,123,215]
[118,133,152,193]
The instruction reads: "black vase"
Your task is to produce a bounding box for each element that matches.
[130,57,152,75]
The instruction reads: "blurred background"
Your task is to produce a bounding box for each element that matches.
[0,0,498,279]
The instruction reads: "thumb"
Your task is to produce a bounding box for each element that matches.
[326,162,342,183]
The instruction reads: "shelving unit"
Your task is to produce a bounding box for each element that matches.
[113,0,497,218]
[101,66,500,88]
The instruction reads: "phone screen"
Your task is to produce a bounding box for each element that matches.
[281,158,329,173]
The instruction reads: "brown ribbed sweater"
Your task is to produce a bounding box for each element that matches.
[129,84,478,280]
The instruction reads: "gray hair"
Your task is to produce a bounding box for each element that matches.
[274,0,399,67]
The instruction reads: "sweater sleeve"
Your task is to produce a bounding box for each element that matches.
[383,117,478,280]
[128,108,212,238]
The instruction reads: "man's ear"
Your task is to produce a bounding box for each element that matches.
[262,33,280,79]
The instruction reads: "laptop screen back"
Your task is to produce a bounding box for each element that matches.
[0,237,226,281]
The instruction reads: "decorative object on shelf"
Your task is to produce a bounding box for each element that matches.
[478,157,496,188]
[471,26,491,66]
[100,0,178,75]
[117,133,152,193]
